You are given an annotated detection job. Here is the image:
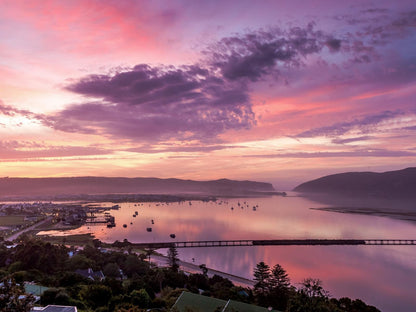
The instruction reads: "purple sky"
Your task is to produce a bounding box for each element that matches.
[0,0,415,189]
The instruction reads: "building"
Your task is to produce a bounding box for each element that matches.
[171,291,280,312]
[31,305,77,312]
[74,268,105,281]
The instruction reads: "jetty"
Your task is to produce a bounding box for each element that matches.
[129,239,416,250]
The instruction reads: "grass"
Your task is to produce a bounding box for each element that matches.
[0,215,26,226]
[37,233,95,245]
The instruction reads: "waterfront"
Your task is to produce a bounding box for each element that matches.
[42,194,416,312]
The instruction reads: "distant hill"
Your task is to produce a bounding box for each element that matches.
[293,167,416,199]
[0,176,276,199]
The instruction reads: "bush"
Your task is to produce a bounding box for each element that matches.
[130,288,151,307]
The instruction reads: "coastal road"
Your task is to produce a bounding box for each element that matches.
[148,253,254,287]
[6,216,53,241]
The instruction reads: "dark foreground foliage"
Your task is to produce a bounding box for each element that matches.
[0,238,380,311]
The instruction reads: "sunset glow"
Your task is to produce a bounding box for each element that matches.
[1,0,415,188]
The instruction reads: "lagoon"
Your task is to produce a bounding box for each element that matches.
[52,194,416,312]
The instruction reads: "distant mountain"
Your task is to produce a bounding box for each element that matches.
[293,167,416,199]
[0,176,275,199]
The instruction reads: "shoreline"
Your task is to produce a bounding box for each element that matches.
[311,206,416,223]
[148,253,254,288]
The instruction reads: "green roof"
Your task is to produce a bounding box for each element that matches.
[171,291,280,312]
[172,291,226,312]
[224,300,276,312]
[24,283,49,296]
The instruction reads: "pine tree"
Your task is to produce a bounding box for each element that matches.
[167,245,179,272]
[269,264,291,311]
[253,261,271,296]
[270,263,290,290]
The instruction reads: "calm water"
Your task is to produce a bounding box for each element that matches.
[52,194,416,312]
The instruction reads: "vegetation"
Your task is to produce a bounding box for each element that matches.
[0,237,380,312]
[253,263,380,312]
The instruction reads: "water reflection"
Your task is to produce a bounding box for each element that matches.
[48,195,416,312]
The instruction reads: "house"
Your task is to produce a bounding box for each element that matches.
[171,291,280,312]
[74,268,105,281]
[31,305,77,312]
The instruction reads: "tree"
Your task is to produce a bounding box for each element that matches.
[286,278,333,312]
[301,278,328,298]
[167,245,179,272]
[199,264,208,276]
[130,289,151,307]
[79,284,112,309]
[123,254,149,277]
[253,261,271,296]
[0,277,35,312]
[103,262,121,279]
[268,264,291,311]
[270,264,290,289]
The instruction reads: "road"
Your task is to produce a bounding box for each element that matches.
[6,216,53,241]
[148,253,254,287]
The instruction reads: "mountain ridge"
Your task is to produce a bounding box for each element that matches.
[293,167,416,199]
[0,176,276,198]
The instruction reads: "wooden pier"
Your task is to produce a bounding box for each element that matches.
[130,239,416,250]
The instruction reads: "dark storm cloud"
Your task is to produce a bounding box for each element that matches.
[296,111,403,138]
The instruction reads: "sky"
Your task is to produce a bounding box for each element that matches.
[1,0,415,189]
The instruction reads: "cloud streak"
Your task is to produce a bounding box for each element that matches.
[244,149,416,159]
[296,111,405,138]
[0,140,109,160]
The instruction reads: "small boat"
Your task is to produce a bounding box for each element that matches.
[123,224,127,228]
[146,227,152,232]
[170,234,176,239]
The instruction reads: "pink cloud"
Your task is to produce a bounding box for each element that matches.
[0,0,185,63]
